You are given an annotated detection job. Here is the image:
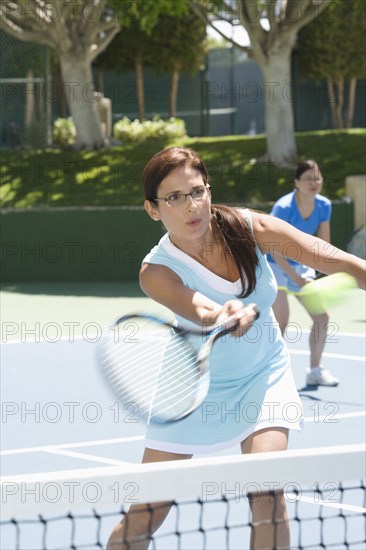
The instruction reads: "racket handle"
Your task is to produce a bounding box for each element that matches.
[213,309,260,337]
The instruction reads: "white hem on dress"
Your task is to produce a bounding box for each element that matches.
[145,417,304,455]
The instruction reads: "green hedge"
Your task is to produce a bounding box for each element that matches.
[1,208,164,282]
[1,201,353,282]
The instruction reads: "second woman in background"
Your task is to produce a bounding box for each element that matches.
[268,160,339,387]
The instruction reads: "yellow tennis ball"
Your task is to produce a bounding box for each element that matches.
[300,272,357,315]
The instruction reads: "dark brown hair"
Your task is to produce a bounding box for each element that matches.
[295,159,320,180]
[142,147,259,298]
[143,147,209,199]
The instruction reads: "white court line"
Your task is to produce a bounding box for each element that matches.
[7,341,364,363]
[45,448,129,466]
[0,435,145,456]
[290,349,365,362]
[286,328,365,338]
[296,495,365,514]
[2,328,365,344]
[303,411,366,423]
[2,412,365,457]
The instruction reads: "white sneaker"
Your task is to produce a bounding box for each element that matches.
[306,366,339,386]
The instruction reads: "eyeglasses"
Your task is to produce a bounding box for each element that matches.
[154,185,210,207]
[299,176,323,183]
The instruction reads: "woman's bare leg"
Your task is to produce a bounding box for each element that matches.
[297,295,329,368]
[241,427,290,550]
[107,448,192,550]
[272,290,290,335]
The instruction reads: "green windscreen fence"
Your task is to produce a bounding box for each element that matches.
[0,200,354,282]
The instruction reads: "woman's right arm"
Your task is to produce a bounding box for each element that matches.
[139,263,258,335]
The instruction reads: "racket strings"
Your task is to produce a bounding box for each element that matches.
[102,334,167,385]
[151,366,202,417]
[102,331,198,394]
[110,350,200,416]
[99,322,206,421]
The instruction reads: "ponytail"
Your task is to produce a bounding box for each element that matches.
[211,205,259,298]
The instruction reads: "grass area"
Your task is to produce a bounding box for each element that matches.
[1,129,365,208]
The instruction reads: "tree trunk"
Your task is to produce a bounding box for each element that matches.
[336,77,344,128]
[52,63,67,118]
[135,55,145,121]
[326,78,343,129]
[260,49,297,164]
[347,77,357,129]
[97,68,105,96]
[59,53,104,149]
[169,70,180,118]
[25,69,35,128]
[59,70,67,119]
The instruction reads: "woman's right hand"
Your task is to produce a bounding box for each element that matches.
[297,277,313,288]
[215,300,260,338]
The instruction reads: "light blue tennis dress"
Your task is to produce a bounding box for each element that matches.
[142,209,303,454]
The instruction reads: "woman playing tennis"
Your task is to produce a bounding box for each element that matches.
[268,160,338,387]
[107,147,365,550]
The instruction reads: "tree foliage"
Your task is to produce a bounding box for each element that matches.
[96,21,151,73]
[0,1,120,61]
[95,20,152,120]
[298,0,366,80]
[297,0,366,128]
[113,0,188,32]
[152,11,207,117]
[0,0,189,148]
[148,12,207,77]
[188,0,332,163]
[96,7,207,119]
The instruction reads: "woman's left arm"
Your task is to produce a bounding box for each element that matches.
[251,211,366,289]
[317,220,331,243]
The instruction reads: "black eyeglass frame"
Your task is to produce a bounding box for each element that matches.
[151,185,211,207]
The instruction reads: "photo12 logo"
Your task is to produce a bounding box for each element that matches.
[201,480,342,504]
[1,480,140,506]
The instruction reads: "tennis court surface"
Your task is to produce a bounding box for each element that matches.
[1,283,365,549]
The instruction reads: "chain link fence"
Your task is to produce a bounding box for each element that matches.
[0,31,51,149]
[1,29,365,150]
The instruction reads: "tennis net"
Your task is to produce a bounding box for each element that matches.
[1,444,365,549]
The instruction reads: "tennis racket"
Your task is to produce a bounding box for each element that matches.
[96,313,247,424]
[280,272,357,314]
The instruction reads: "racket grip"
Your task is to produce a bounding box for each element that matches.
[216,309,260,337]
